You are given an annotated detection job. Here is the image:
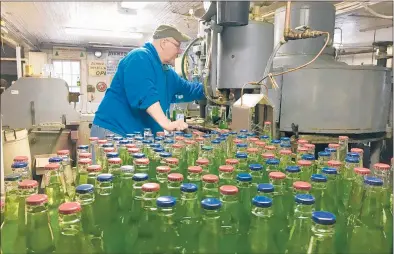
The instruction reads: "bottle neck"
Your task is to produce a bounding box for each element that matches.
[59,212,82,236]
[202,209,221,225]
[75,192,95,206]
[180,192,199,218]
[132,181,147,199]
[311,181,327,191]
[294,203,314,219]
[47,170,61,185]
[142,191,160,210]
[158,207,175,225]
[96,181,113,196]
[187,172,202,181]
[5,187,19,220]
[270,179,286,195]
[311,223,335,239]
[251,206,273,218]
[27,203,50,226]
[360,185,385,226]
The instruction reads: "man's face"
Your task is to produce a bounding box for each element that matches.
[161,38,182,64]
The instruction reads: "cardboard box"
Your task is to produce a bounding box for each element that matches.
[33,153,57,176]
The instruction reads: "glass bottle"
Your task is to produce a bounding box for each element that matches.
[108,157,123,219]
[77,145,89,158]
[263,121,272,139]
[236,173,253,237]
[298,160,313,182]
[279,149,292,171]
[249,164,263,197]
[373,163,391,188]
[261,152,275,167]
[304,143,316,156]
[196,158,210,175]
[119,165,135,218]
[310,174,327,211]
[143,128,152,139]
[325,147,338,161]
[11,162,30,180]
[87,164,102,187]
[255,141,266,154]
[338,136,349,162]
[280,137,291,146]
[167,173,184,201]
[187,166,203,199]
[307,211,336,254]
[202,174,220,199]
[321,167,339,215]
[247,148,259,165]
[104,150,118,173]
[264,145,277,156]
[89,137,99,164]
[266,158,280,177]
[347,167,371,220]
[350,148,364,167]
[198,198,222,254]
[134,157,150,175]
[156,166,171,195]
[318,151,331,168]
[165,158,180,174]
[235,153,248,174]
[142,140,153,158]
[271,139,281,151]
[297,139,309,149]
[118,140,130,165]
[57,150,73,202]
[76,158,92,186]
[297,147,309,162]
[156,196,179,253]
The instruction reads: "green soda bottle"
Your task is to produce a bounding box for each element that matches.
[236,143,247,155]
[249,164,263,197]
[87,165,102,187]
[247,148,260,166]
[271,139,281,153]
[167,173,184,200]
[104,151,119,173]
[261,153,275,171]
[185,139,198,167]
[285,194,315,254]
[57,150,74,201]
[348,177,390,254]
[127,148,140,165]
[165,158,181,174]
[119,165,135,215]
[338,136,349,162]
[171,143,187,174]
[302,154,317,174]
[218,185,240,254]
[279,149,292,171]
[268,172,289,253]
[317,151,331,168]
[150,147,165,180]
[199,146,216,173]
[236,173,252,242]
[186,166,203,199]
[320,167,339,216]
[235,153,249,173]
[156,166,171,195]
[1,174,22,254]
[178,184,200,253]
[25,194,55,254]
[14,180,39,254]
[163,139,175,152]
[257,183,274,198]
[96,139,108,167]
[347,167,371,217]
[248,196,276,253]
[198,198,222,254]
[76,158,93,186]
[350,148,364,167]
[156,196,180,253]
[118,140,130,165]
[340,156,360,208]
[283,166,301,213]
[202,174,220,199]
[89,137,99,164]
[55,202,93,254]
[107,157,122,215]
[211,140,222,174]
[310,174,328,211]
[227,131,238,156]
[298,160,313,181]
[266,158,280,177]
[133,183,160,254]
[134,156,149,175]
[218,164,235,186]
[288,181,312,223]
[307,211,336,254]
[195,158,210,175]
[75,184,104,254]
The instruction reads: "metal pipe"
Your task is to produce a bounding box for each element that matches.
[209,18,218,95]
[284,1,292,37]
[16,46,22,79]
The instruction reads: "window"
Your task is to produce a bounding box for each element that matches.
[53,60,81,92]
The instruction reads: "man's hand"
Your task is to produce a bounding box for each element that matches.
[164,120,188,131]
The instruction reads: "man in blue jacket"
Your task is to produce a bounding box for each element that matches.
[91,25,205,138]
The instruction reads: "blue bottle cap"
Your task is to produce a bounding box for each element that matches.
[257,183,274,193]
[102,143,114,148]
[211,140,221,144]
[271,139,281,144]
[236,152,248,159]
[164,139,175,144]
[144,128,151,132]
[5,173,21,181]
[295,194,315,205]
[230,131,238,135]
[119,140,130,145]
[321,167,338,175]
[249,164,263,171]
[347,152,360,158]
[145,133,153,138]
[134,137,144,141]
[236,143,247,148]
[48,157,63,163]
[77,145,89,150]
[201,198,222,210]
[266,158,280,165]
[211,130,219,135]
[153,147,165,153]
[202,146,213,151]
[364,176,383,186]
[240,129,248,133]
[133,131,141,135]
[159,152,172,158]
[318,151,330,157]
[202,134,211,139]
[132,173,149,181]
[165,133,174,138]
[252,196,273,208]
[218,137,226,142]
[156,196,176,208]
[120,165,134,173]
[150,143,160,149]
[11,162,29,168]
[181,183,198,193]
[155,137,164,141]
[236,173,252,182]
[260,135,269,140]
[280,137,290,141]
[106,152,119,158]
[113,137,123,141]
[311,174,327,182]
[325,148,336,153]
[184,134,193,138]
[312,211,336,225]
[220,133,229,137]
[175,131,184,136]
[280,143,291,148]
[132,153,146,159]
[302,154,315,161]
[126,134,135,138]
[345,156,359,163]
[97,174,113,182]
[76,184,94,194]
[237,135,247,139]
[106,134,115,138]
[142,140,153,144]
[286,165,301,173]
[246,132,255,137]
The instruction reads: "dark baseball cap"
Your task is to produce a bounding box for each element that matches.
[152,24,191,43]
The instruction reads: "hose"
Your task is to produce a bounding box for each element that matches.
[181,37,202,80]
[360,2,393,19]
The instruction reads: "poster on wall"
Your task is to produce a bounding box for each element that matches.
[106,50,130,75]
[88,61,107,77]
[53,47,86,59]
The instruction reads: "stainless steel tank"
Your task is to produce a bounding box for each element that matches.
[273,2,391,134]
[218,20,274,89]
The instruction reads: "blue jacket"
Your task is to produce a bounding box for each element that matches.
[93,42,205,136]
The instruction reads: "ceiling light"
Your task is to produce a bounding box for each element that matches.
[120,2,148,10]
[65,28,143,39]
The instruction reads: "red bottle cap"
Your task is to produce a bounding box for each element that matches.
[350,148,363,154]
[45,163,60,170]
[142,183,160,192]
[328,160,342,167]
[304,144,315,149]
[339,136,349,140]
[168,173,184,182]
[261,153,275,159]
[195,137,204,142]
[255,141,266,147]
[57,150,70,156]
[98,139,108,144]
[87,165,102,172]
[185,140,196,145]
[156,166,171,173]
[165,158,179,165]
[156,132,165,137]
[196,158,210,165]
[126,144,137,149]
[18,180,38,189]
[233,139,242,144]
[192,131,202,136]
[264,121,271,125]
[0,200,4,208]
[135,158,149,165]
[78,158,92,165]
[128,148,140,153]
[225,159,239,165]
[247,148,258,154]
[202,174,219,183]
[13,155,29,162]
[108,158,122,164]
[293,181,312,190]
[104,147,115,153]
[175,136,184,141]
[79,153,92,159]
[279,149,292,155]
[373,163,390,171]
[354,167,371,175]
[188,166,203,173]
[328,143,340,149]
[89,137,99,141]
[26,194,48,206]
[297,139,308,145]
[265,145,276,151]
[59,202,81,214]
[249,137,259,142]
[220,185,238,195]
[269,171,286,180]
[297,160,312,167]
[297,147,309,152]
[172,144,184,149]
[219,165,234,172]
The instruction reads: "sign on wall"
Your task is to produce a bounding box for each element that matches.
[53,47,86,59]
[106,50,130,75]
[88,61,107,77]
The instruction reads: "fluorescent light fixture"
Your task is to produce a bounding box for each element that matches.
[65,28,143,39]
[120,2,148,10]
